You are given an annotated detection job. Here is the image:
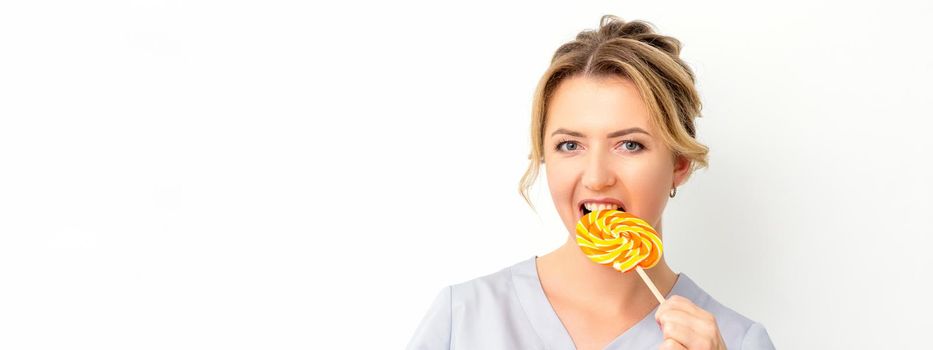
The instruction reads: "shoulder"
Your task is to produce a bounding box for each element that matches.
[407,257,544,350]
[675,274,776,350]
[447,257,530,307]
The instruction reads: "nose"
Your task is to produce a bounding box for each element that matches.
[581,150,616,191]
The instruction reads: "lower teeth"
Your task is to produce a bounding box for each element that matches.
[583,208,623,215]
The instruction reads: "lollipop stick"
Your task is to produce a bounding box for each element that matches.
[635,266,665,304]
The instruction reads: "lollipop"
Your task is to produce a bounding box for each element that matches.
[576,209,666,303]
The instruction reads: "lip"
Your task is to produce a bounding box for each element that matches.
[577,197,626,218]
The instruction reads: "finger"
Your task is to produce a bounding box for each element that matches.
[656,296,690,323]
[659,338,687,350]
[657,311,703,346]
[659,295,703,316]
[657,309,709,337]
[656,296,716,329]
[657,309,721,349]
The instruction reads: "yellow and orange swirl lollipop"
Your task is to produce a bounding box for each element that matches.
[576,209,663,272]
[576,209,666,302]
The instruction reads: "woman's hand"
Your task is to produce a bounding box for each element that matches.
[654,295,726,350]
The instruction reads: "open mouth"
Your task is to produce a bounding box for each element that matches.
[580,203,626,217]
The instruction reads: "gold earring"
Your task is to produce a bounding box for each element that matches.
[669,186,677,198]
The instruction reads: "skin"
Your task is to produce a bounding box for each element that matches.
[535,75,726,350]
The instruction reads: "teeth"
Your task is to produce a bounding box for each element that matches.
[583,202,621,212]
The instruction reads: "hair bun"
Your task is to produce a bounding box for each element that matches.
[591,15,683,57]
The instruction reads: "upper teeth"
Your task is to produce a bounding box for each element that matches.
[584,203,621,212]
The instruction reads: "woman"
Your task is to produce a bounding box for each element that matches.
[407,15,776,350]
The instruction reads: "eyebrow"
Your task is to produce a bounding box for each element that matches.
[550,127,651,138]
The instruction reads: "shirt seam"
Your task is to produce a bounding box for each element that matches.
[510,262,549,350]
[447,285,453,350]
[738,321,758,350]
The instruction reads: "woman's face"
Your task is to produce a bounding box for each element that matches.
[543,75,690,238]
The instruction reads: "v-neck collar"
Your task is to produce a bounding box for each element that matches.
[510,255,698,350]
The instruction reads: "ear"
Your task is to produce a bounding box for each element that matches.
[672,155,691,187]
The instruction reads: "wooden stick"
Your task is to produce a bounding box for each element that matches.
[635,265,665,304]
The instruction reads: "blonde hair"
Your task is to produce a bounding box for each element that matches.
[519,15,710,210]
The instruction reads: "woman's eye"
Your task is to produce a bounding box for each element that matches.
[621,141,643,152]
[556,141,579,152]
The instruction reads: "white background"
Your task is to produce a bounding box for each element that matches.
[1,0,931,349]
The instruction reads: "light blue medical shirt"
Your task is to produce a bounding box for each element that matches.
[407,256,775,350]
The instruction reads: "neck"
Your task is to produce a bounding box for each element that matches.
[536,234,678,316]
